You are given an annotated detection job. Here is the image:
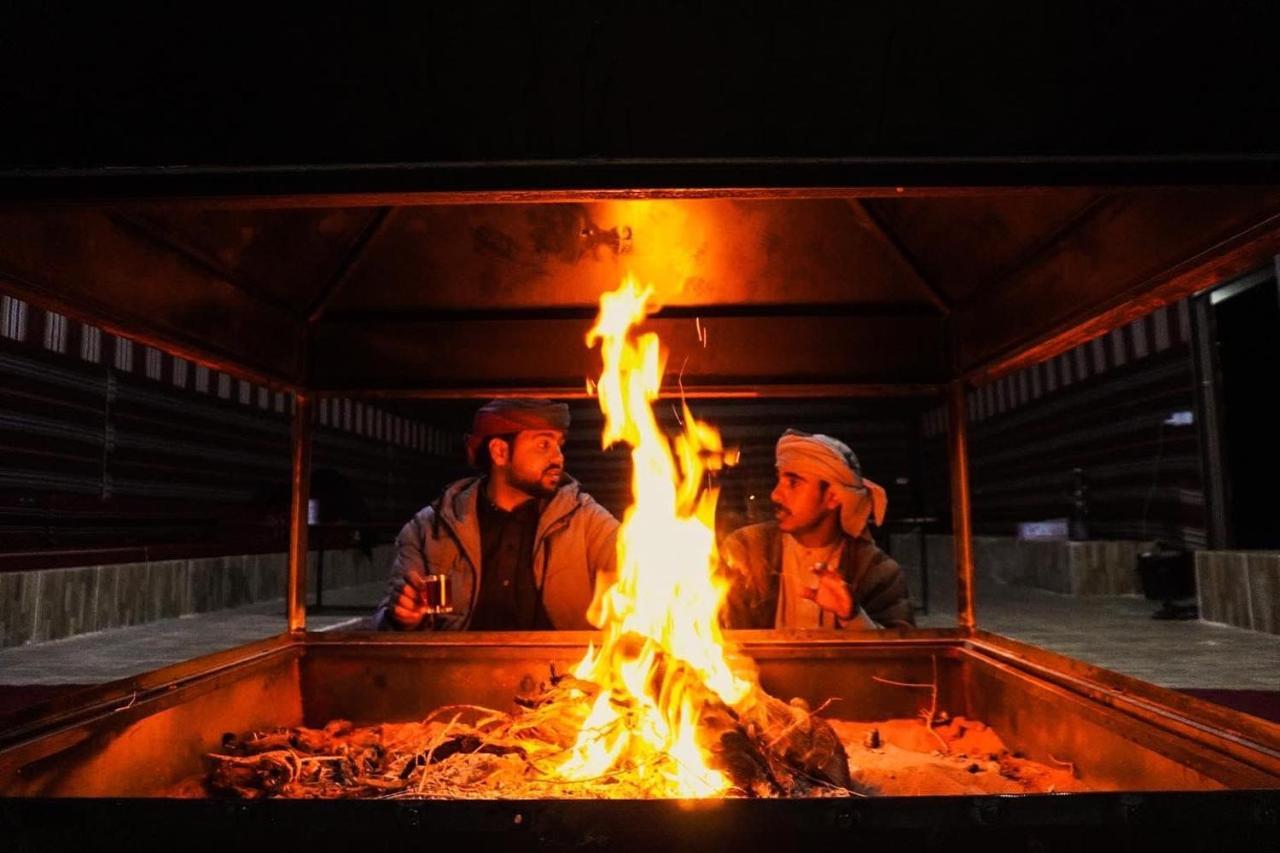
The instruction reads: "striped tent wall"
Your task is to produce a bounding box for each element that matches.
[4,281,1205,558]
[920,300,1204,548]
[1,293,461,562]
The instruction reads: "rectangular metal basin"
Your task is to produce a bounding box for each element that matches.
[1,629,1277,850]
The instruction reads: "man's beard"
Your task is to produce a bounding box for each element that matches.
[512,466,563,498]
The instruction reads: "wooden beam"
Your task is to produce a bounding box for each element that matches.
[321,303,943,325]
[309,383,943,400]
[310,314,950,391]
[965,212,1280,385]
[4,155,1280,208]
[2,185,1100,212]
[0,270,297,391]
[956,189,1280,382]
[110,212,301,318]
[947,381,976,633]
[0,210,302,390]
[287,393,312,634]
[845,199,952,314]
[953,194,1113,312]
[306,207,395,325]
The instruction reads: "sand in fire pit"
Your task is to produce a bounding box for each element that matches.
[180,712,1088,799]
[828,717,1086,796]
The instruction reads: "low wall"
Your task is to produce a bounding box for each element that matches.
[888,535,1279,636]
[0,544,392,648]
[1196,551,1279,635]
[888,534,1149,597]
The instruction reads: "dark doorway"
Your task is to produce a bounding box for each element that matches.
[1200,268,1280,548]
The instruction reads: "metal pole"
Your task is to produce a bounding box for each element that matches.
[947,380,976,632]
[1190,294,1230,549]
[287,392,313,633]
[918,523,930,615]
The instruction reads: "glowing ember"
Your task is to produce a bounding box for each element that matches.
[556,275,754,797]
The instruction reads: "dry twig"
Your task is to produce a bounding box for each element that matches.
[871,655,948,753]
[417,713,463,793]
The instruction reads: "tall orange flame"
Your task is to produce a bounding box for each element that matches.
[557,275,753,797]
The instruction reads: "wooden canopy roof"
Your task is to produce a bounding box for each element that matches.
[1,188,1278,397]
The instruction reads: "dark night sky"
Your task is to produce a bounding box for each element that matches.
[1,4,1278,177]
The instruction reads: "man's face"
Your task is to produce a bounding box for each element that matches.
[500,429,566,497]
[770,467,839,534]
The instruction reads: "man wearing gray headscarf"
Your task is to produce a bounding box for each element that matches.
[375,398,618,632]
[720,430,914,630]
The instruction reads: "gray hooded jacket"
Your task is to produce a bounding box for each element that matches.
[374,475,618,630]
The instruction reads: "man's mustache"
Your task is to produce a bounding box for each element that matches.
[544,466,564,477]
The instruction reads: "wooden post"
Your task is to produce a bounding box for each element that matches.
[947,380,977,632]
[287,392,313,633]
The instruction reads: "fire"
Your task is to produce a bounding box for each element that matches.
[556,275,754,797]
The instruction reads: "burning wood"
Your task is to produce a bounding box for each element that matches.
[195,666,1085,799]
[200,665,863,799]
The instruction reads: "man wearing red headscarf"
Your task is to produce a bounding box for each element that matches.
[720,430,914,630]
[375,399,618,631]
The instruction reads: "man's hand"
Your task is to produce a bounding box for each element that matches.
[390,569,431,629]
[800,563,855,620]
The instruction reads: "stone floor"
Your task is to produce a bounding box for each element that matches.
[1,577,1276,692]
[0,583,381,686]
[912,573,1280,691]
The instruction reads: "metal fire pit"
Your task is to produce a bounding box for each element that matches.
[1,630,1276,851]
